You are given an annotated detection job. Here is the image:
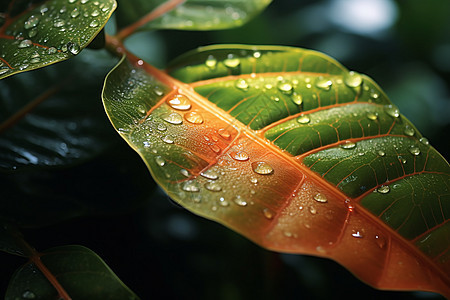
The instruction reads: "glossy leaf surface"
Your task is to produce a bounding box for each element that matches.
[5,245,138,299]
[102,45,450,296]
[0,0,116,79]
[115,0,272,31]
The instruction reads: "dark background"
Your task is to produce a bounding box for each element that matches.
[1,0,449,299]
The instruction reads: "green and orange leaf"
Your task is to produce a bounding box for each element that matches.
[0,0,116,80]
[102,45,450,296]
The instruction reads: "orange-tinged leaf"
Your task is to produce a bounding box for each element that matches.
[102,45,450,297]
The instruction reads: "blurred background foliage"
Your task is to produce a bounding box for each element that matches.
[1,0,449,299]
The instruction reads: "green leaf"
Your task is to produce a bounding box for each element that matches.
[5,245,139,300]
[115,0,272,32]
[0,49,117,171]
[102,45,450,296]
[0,0,116,79]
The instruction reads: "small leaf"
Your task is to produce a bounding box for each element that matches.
[0,0,117,79]
[115,0,272,32]
[5,245,139,300]
[0,49,117,171]
[102,45,450,297]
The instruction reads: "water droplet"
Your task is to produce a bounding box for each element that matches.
[419,137,429,145]
[162,112,183,125]
[68,0,77,3]
[297,115,310,124]
[409,146,421,156]
[377,150,386,157]
[235,78,249,90]
[250,177,258,184]
[205,55,217,68]
[18,39,32,48]
[377,185,390,194]
[53,19,65,27]
[185,111,204,124]
[162,135,174,144]
[384,104,400,118]
[252,162,274,175]
[316,246,326,254]
[167,94,191,110]
[209,144,221,153]
[403,125,415,136]
[68,42,80,55]
[263,208,274,219]
[233,195,247,206]
[218,197,229,207]
[308,206,317,215]
[22,290,36,299]
[313,193,327,203]
[89,20,99,27]
[91,9,100,16]
[24,15,40,29]
[315,78,333,91]
[47,47,57,54]
[340,141,356,149]
[28,28,38,38]
[352,230,364,238]
[182,181,200,192]
[283,231,293,237]
[218,128,231,139]
[366,112,378,121]
[291,93,303,105]
[370,91,379,100]
[232,151,249,161]
[253,51,261,58]
[0,69,9,75]
[155,156,165,167]
[398,155,407,164]
[70,8,80,18]
[375,235,386,248]
[180,169,189,177]
[224,55,240,68]
[201,170,219,180]
[344,71,363,88]
[205,182,222,192]
[156,123,166,131]
[277,81,293,94]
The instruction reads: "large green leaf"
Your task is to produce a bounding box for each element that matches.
[102,45,450,296]
[0,49,117,171]
[115,0,272,32]
[0,0,116,79]
[5,245,139,299]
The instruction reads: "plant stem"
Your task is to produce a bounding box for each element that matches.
[116,0,186,41]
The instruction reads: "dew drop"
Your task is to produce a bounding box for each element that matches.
[200,170,219,180]
[419,137,429,145]
[253,51,261,58]
[309,206,317,215]
[185,111,204,124]
[162,135,174,144]
[205,182,222,192]
[68,42,80,55]
[218,197,229,207]
[340,141,356,149]
[409,146,421,156]
[204,55,217,69]
[68,0,77,3]
[233,195,247,206]
[375,235,386,248]
[209,144,221,153]
[277,81,293,94]
[89,20,99,27]
[24,15,40,30]
[263,208,274,220]
[291,93,303,105]
[235,78,249,90]
[167,94,191,110]
[180,169,190,177]
[250,177,258,184]
[398,155,407,164]
[384,104,400,118]
[232,151,249,161]
[377,185,390,194]
[28,28,38,38]
[377,150,386,157]
[22,290,36,299]
[352,230,364,238]
[366,112,378,121]
[70,8,80,18]
[47,47,57,54]
[53,19,65,27]
[18,39,32,48]
[0,69,9,75]
[218,128,231,139]
[162,112,183,125]
[344,71,363,88]
[252,161,274,175]
[91,9,100,16]
[155,156,165,167]
[224,55,240,68]
[297,115,310,124]
[313,193,327,203]
[182,181,200,192]
[315,78,333,91]
[403,125,415,136]
[284,231,293,237]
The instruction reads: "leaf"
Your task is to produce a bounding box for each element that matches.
[115,0,272,32]
[5,245,139,299]
[0,0,116,80]
[0,49,117,171]
[102,45,450,296]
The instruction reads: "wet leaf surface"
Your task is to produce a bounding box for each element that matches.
[102,45,450,296]
[0,0,116,79]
